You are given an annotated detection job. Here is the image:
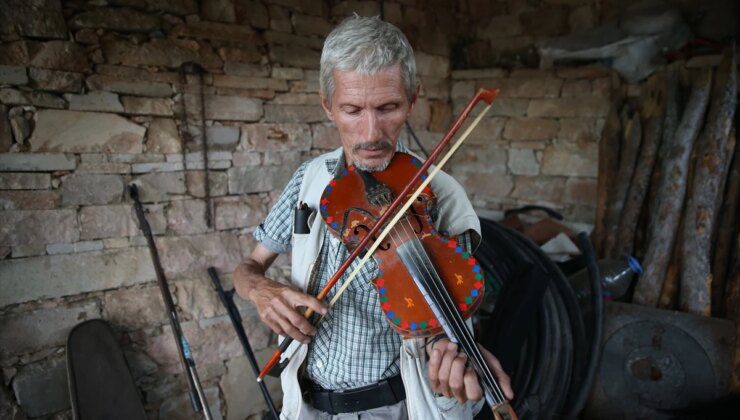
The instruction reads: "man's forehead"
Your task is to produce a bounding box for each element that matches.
[331,66,407,101]
[332,63,404,83]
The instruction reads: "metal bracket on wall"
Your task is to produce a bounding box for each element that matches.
[178,62,213,228]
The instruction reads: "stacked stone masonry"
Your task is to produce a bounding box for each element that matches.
[0,1,610,418]
[449,66,615,226]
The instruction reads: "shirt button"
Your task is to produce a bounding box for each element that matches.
[316,360,323,368]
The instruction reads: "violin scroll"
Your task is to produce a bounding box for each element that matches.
[477,88,500,105]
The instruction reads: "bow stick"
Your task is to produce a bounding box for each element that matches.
[258,88,499,380]
[328,92,496,307]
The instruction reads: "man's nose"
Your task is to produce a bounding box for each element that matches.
[362,110,383,142]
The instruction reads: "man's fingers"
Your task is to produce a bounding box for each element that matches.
[481,346,514,399]
[286,289,328,316]
[449,353,468,403]
[427,339,452,394]
[428,348,442,392]
[463,367,483,401]
[427,340,511,404]
[288,311,318,336]
[269,299,310,343]
[278,301,317,336]
[275,314,311,344]
[249,278,326,345]
[272,299,317,339]
[436,342,458,397]
[261,314,285,338]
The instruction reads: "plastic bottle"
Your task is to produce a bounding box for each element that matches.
[569,256,644,307]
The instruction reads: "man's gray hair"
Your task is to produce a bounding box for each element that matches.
[320,15,416,106]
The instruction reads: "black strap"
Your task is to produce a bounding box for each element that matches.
[308,375,406,415]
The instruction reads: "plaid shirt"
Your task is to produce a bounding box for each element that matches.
[254,148,472,390]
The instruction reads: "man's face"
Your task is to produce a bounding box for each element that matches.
[321,64,416,172]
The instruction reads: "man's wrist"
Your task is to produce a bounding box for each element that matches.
[244,275,270,302]
[234,262,268,302]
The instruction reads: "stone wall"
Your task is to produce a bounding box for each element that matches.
[448,66,615,227]
[0,0,611,418]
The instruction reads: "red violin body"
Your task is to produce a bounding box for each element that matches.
[319,152,485,337]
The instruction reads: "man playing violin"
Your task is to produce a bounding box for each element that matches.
[234,15,513,419]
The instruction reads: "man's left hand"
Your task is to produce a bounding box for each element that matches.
[427,339,514,404]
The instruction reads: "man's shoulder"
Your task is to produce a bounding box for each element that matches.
[301,147,344,175]
[290,148,340,178]
[312,147,344,163]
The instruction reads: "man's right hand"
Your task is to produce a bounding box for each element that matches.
[233,244,327,345]
[248,278,327,344]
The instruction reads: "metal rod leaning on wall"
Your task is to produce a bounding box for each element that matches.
[128,184,213,420]
[207,267,280,420]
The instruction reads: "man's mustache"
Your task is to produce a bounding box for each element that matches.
[353,140,393,152]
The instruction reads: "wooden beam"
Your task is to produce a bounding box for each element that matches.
[614,76,665,259]
[680,48,737,315]
[604,107,642,258]
[633,70,711,307]
[593,96,623,255]
[713,128,739,317]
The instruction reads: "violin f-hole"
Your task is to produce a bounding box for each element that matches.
[353,224,391,251]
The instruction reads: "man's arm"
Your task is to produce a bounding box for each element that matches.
[234,243,327,344]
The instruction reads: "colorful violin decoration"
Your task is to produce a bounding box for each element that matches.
[321,153,483,336]
[258,89,517,419]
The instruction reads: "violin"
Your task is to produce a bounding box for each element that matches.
[320,152,483,337]
[258,89,516,419]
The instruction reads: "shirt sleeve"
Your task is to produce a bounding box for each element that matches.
[457,230,473,254]
[253,161,309,254]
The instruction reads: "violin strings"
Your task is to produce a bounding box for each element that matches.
[397,215,505,402]
[391,219,503,406]
[399,220,505,405]
[390,218,506,405]
[402,230,505,405]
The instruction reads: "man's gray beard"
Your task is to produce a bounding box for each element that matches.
[352,140,393,172]
[354,157,392,173]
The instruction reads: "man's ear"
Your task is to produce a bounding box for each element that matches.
[408,84,420,115]
[320,93,334,122]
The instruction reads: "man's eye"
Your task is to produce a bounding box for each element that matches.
[380,104,398,112]
[345,107,361,115]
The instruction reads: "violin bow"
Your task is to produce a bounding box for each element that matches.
[257,90,511,415]
[327,91,496,307]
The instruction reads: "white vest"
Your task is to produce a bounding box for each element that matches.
[280,148,484,419]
